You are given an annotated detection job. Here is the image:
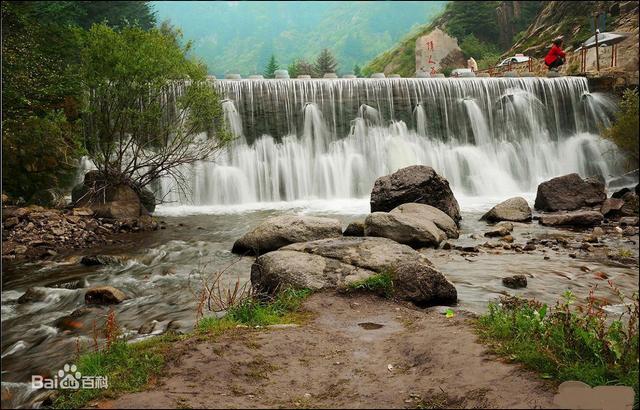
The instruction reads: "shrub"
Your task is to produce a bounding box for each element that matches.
[477,284,639,403]
[603,88,639,169]
[346,271,394,298]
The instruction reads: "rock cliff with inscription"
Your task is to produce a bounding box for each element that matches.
[415,28,466,76]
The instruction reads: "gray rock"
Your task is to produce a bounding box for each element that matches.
[80,255,123,266]
[370,165,461,224]
[343,221,364,237]
[364,212,446,248]
[484,221,514,237]
[85,286,127,305]
[282,237,432,272]
[600,198,625,217]
[17,287,47,304]
[232,215,342,255]
[621,192,639,216]
[502,275,527,289]
[539,211,604,227]
[251,237,454,308]
[534,174,606,211]
[481,197,532,222]
[30,189,66,209]
[619,216,639,226]
[390,261,457,307]
[390,203,459,239]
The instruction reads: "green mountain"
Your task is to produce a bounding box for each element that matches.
[151,1,446,77]
[363,1,543,77]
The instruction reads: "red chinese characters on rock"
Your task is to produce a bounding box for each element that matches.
[422,39,438,75]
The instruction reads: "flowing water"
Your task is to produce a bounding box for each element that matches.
[2,77,637,408]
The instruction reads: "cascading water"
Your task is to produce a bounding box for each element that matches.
[153,77,622,207]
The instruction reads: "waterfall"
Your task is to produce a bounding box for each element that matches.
[154,77,622,206]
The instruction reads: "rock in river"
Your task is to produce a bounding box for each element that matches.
[251,237,457,307]
[85,286,127,305]
[364,203,458,248]
[484,222,514,237]
[481,197,532,222]
[539,211,603,227]
[232,215,342,255]
[502,275,527,289]
[534,173,606,212]
[369,165,461,224]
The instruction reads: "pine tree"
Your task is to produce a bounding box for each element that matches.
[314,48,338,77]
[263,54,279,79]
[353,63,362,77]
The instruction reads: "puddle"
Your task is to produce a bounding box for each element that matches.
[358,322,384,330]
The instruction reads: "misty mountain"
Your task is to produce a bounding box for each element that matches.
[152,1,446,76]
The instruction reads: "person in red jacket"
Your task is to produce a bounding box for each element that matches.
[544,38,566,71]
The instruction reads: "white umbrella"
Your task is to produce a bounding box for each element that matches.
[575,32,630,51]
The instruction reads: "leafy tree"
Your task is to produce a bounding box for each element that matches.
[79,24,231,197]
[27,1,156,29]
[1,2,83,199]
[314,48,338,77]
[288,58,315,78]
[353,64,362,77]
[1,1,157,200]
[263,54,279,79]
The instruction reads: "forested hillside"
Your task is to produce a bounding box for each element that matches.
[151,1,446,76]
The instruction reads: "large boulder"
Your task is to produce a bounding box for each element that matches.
[76,183,144,219]
[364,203,458,248]
[30,189,66,209]
[620,192,639,216]
[232,215,342,255]
[370,166,461,224]
[534,174,606,211]
[251,237,456,307]
[481,197,532,222]
[391,261,457,307]
[364,212,446,248]
[539,211,604,227]
[600,198,625,217]
[391,203,459,239]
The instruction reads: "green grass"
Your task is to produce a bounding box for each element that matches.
[346,271,394,298]
[197,287,313,331]
[53,333,183,409]
[476,290,639,404]
[55,288,312,408]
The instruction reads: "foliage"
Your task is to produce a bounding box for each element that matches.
[25,1,156,29]
[353,64,362,77]
[79,23,231,195]
[2,112,84,200]
[476,285,639,402]
[263,54,279,78]
[53,334,181,409]
[1,1,157,200]
[346,272,394,298]
[603,88,639,169]
[288,58,315,78]
[362,1,542,76]
[314,48,338,77]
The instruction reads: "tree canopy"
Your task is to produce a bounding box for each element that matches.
[263,55,279,78]
[314,48,338,77]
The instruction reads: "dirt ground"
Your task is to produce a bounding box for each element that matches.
[97,292,557,409]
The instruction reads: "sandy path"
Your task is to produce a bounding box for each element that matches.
[98,292,556,409]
